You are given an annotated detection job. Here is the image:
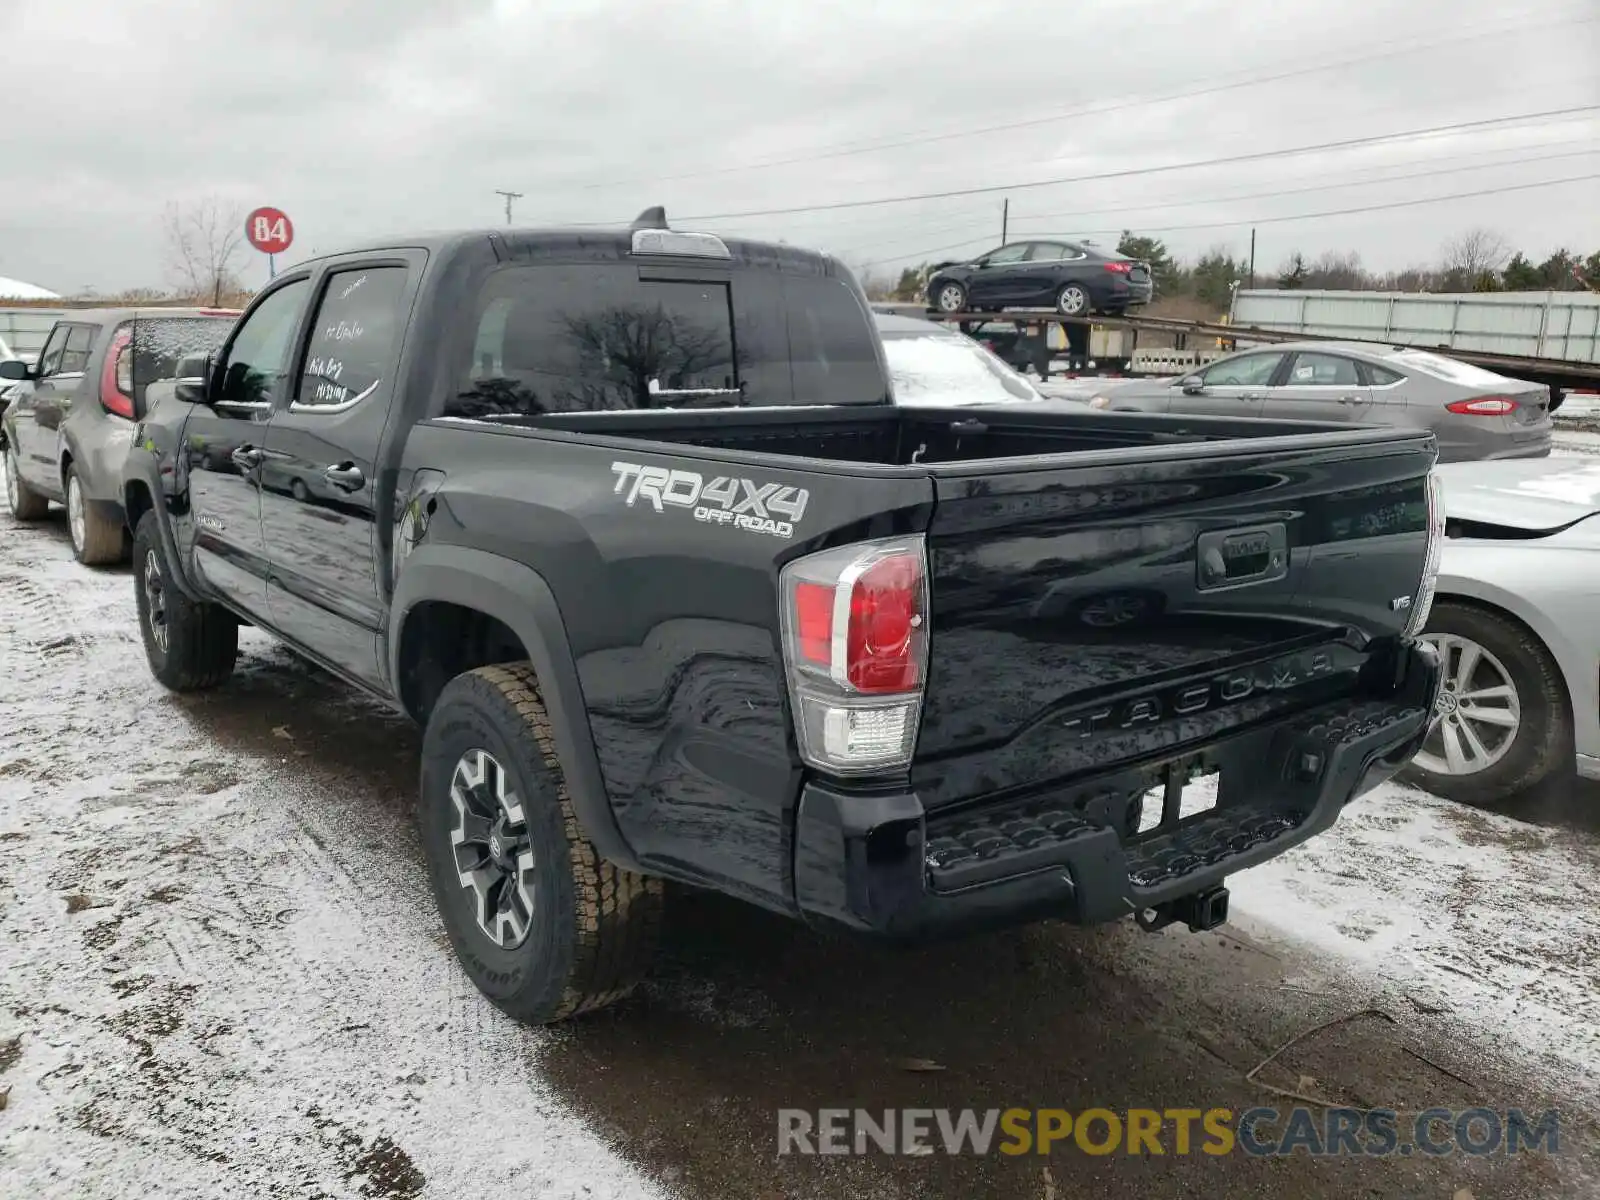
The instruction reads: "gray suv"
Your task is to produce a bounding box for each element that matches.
[2,308,237,563]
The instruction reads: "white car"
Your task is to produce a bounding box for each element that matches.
[872,313,1047,407]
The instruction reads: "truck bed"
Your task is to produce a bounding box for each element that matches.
[418,404,1435,918]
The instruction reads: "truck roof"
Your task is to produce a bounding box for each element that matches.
[291,226,843,277]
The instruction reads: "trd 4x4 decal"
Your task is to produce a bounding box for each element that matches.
[611,461,809,540]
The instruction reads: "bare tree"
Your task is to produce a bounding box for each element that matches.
[1439,227,1511,291]
[162,198,246,305]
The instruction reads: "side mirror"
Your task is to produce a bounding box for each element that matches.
[0,360,30,381]
[1179,374,1205,395]
[173,353,213,405]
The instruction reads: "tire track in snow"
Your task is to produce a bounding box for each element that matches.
[0,469,663,1200]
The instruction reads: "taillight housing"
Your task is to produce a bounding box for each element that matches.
[1103,262,1133,274]
[1404,472,1446,637]
[780,534,929,775]
[1445,396,1517,416]
[100,326,135,420]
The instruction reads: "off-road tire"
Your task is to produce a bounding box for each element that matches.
[133,510,238,690]
[1399,601,1572,808]
[66,464,126,566]
[4,446,49,521]
[420,663,663,1024]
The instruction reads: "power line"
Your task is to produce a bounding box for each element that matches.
[565,10,1597,194]
[661,105,1599,224]
[857,171,1600,267]
[838,144,1600,260]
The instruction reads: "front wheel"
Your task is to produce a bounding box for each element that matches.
[1400,602,1572,807]
[4,446,49,521]
[132,511,238,690]
[420,663,663,1024]
[932,281,968,313]
[1056,283,1090,317]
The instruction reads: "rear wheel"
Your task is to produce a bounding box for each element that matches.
[420,663,663,1024]
[1400,602,1572,807]
[133,511,238,690]
[65,465,126,565]
[933,281,968,313]
[4,446,49,521]
[1055,283,1090,317]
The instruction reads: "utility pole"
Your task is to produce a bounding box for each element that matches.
[494,190,524,226]
[1001,198,1009,244]
[1248,227,1257,290]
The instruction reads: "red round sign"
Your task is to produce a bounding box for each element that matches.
[246,207,294,255]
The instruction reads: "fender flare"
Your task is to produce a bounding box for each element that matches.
[389,544,640,872]
[122,464,203,600]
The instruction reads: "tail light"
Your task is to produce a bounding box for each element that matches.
[100,326,135,420]
[1404,472,1446,637]
[780,534,929,775]
[1445,396,1517,416]
[1103,262,1133,275]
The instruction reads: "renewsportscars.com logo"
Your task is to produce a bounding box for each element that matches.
[611,461,809,540]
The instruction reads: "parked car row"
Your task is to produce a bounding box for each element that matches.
[1,307,237,562]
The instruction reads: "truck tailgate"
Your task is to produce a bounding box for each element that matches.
[912,428,1436,808]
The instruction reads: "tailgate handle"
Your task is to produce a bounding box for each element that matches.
[1196,523,1287,590]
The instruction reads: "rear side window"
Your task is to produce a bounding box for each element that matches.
[1286,352,1360,386]
[1365,363,1404,386]
[447,263,885,417]
[61,325,96,374]
[295,267,410,411]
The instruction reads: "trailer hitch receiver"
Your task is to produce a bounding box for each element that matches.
[1134,885,1230,933]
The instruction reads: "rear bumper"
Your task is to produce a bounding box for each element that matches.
[1578,753,1600,782]
[793,639,1439,941]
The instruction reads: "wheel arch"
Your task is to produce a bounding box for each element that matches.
[391,543,641,872]
[1428,584,1576,725]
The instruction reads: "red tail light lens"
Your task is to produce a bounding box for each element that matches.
[1445,396,1518,416]
[780,536,929,774]
[1103,262,1133,274]
[100,327,135,419]
[846,554,923,693]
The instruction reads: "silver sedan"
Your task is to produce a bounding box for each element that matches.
[1400,458,1600,807]
[1085,340,1553,462]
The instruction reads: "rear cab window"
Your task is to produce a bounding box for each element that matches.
[446,262,886,418]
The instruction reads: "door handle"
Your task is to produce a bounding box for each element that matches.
[1337,396,1362,405]
[323,463,365,491]
[230,445,263,469]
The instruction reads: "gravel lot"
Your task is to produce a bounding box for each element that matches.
[1,453,1597,1199]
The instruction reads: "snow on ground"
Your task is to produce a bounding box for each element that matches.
[1552,427,1600,458]
[1238,783,1600,1105]
[0,489,662,1198]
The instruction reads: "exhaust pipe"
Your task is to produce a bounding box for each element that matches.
[1134,885,1229,934]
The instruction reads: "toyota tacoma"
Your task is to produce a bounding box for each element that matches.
[122,210,1444,1024]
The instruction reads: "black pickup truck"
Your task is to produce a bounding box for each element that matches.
[123,212,1444,1024]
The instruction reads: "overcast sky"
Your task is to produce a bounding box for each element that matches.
[4,0,1598,296]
